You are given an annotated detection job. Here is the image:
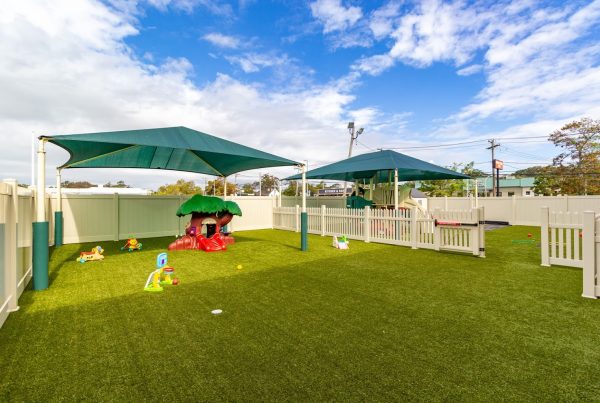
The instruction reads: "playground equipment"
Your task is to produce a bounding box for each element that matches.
[168,195,242,252]
[144,252,178,292]
[77,246,104,263]
[333,235,349,249]
[121,238,142,252]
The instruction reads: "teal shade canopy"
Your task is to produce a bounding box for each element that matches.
[285,150,470,181]
[43,126,298,177]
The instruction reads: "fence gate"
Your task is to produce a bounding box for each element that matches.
[540,207,599,299]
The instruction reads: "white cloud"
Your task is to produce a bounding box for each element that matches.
[0,0,390,188]
[225,52,290,73]
[202,32,240,48]
[144,0,233,16]
[456,64,482,76]
[310,0,362,33]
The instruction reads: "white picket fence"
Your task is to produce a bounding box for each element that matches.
[273,205,485,257]
[540,207,600,298]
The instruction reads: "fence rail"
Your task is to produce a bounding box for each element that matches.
[540,207,600,298]
[429,195,600,226]
[274,205,485,257]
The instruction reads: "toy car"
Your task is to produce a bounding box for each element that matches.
[77,246,104,263]
[121,238,142,252]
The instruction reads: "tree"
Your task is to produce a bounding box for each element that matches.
[417,162,478,197]
[62,180,94,188]
[154,179,203,195]
[532,167,561,196]
[252,174,279,195]
[548,118,600,195]
[204,179,237,196]
[241,183,255,195]
[513,166,548,178]
[282,181,298,196]
[104,180,130,188]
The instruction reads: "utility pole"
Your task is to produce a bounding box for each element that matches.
[345,122,364,196]
[487,139,500,197]
[259,171,262,196]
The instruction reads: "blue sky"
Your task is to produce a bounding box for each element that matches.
[1,0,599,187]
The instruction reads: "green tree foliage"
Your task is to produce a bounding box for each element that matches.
[513,166,548,178]
[417,162,479,197]
[241,183,255,195]
[252,174,279,195]
[282,181,298,196]
[547,118,600,195]
[532,167,561,196]
[204,179,237,196]
[104,180,130,188]
[154,179,203,195]
[62,180,94,188]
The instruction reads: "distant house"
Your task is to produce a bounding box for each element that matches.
[476,177,536,197]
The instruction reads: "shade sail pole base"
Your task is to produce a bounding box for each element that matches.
[33,138,49,290]
[300,163,308,251]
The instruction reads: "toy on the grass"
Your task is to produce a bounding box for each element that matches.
[168,195,242,252]
[121,238,142,252]
[76,246,104,263]
[236,264,243,270]
[333,235,349,249]
[144,252,177,292]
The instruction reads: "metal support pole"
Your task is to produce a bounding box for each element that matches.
[394,168,398,210]
[300,164,308,251]
[33,138,49,290]
[54,168,63,247]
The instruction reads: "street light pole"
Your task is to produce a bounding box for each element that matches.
[345,122,364,197]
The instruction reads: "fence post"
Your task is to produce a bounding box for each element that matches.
[410,207,418,249]
[321,205,326,236]
[478,207,485,258]
[582,211,596,298]
[540,206,550,266]
[4,180,19,312]
[364,206,371,242]
[295,205,300,233]
[112,193,120,241]
[433,208,441,251]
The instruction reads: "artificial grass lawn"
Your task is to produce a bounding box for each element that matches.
[1,227,600,401]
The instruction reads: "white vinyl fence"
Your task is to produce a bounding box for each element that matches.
[1,181,35,328]
[540,207,600,298]
[429,195,600,226]
[50,195,276,244]
[274,205,485,257]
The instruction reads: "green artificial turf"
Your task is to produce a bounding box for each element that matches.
[1,227,600,401]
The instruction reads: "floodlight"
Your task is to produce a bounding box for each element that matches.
[356,128,364,135]
[347,121,354,129]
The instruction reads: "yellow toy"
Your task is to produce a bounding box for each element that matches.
[144,252,178,292]
[121,238,142,252]
[77,246,104,263]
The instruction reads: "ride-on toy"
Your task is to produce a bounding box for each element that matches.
[121,238,142,252]
[77,246,104,263]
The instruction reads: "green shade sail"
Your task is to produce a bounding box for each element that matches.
[176,195,242,217]
[286,150,470,181]
[42,126,298,177]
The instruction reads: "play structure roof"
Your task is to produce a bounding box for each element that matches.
[42,126,298,176]
[286,150,470,181]
[176,195,242,217]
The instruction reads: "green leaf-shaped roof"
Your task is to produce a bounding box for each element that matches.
[176,195,242,217]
